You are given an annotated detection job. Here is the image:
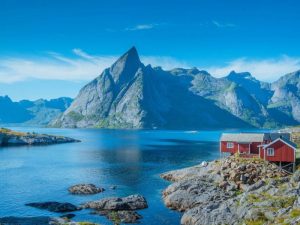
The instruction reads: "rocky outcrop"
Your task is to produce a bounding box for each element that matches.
[0,128,79,146]
[25,201,79,213]
[92,210,142,223]
[82,194,148,211]
[82,194,147,224]
[161,156,300,225]
[0,217,99,225]
[68,184,104,195]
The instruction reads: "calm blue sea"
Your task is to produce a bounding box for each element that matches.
[0,128,267,225]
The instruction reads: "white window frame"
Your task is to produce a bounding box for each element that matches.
[227,142,234,149]
[267,148,274,156]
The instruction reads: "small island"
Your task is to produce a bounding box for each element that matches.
[0,128,80,146]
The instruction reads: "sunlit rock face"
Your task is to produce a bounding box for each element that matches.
[55,47,300,129]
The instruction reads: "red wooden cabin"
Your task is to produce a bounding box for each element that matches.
[220,133,297,170]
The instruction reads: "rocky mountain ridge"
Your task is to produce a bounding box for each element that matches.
[0,96,72,126]
[54,47,300,129]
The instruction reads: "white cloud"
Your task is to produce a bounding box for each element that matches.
[0,50,116,83]
[205,56,300,81]
[0,49,299,84]
[212,20,236,28]
[0,49,187,83]
[125,24,157,31]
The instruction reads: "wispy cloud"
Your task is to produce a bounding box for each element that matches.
[205,56,300,81]
[212,20,236,28]
[0,49,299,84]
[125,23,158,31]
[0,50,116,83]
[0,49,187,83]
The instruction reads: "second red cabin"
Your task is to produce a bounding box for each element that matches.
[220,133,297,163]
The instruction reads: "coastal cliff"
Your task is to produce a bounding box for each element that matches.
[161,156,300,225]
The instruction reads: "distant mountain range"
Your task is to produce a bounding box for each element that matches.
[51,47,300,129]
[0,96,72,126]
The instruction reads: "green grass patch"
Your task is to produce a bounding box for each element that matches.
[245,219,267,225]
[67,111,84,122]
[0,128,26,137]
[290,208,300,218]
[78,222,100,225]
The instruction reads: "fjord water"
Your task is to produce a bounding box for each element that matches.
[0,128,259,224]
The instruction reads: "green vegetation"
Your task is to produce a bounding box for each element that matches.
[267,101,288,109]
[290,208,300,218]
[0,128,26,136]
[108,211,121,225]
[247,193,263,203]
[245,212,268,225]
[78,222,100,225]
[247,192,296,208]
[67,111,84,122]
[245,218,267,225]
[292,132,300,148]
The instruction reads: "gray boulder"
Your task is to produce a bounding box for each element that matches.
[291,170,300,183]
[93,210,142,223]
[68,184,104,195]
[82,194,148,211]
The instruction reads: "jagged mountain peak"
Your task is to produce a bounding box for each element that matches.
[109,46,142,83]
[112,46,141,68]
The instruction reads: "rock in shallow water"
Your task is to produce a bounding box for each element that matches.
[0,216,53,225]
[92,210,142,223]
[0,217,100,225]
[82,194,148,210]
[68,184,104,195]
[25,201,79,212]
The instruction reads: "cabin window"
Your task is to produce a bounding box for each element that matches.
[227,142,234,148]
[267,148,274,156]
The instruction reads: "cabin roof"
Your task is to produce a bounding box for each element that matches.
[220,132,291,143]
[263,137,297,149]
[221,133,265,142]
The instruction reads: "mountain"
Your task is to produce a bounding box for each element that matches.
[0,96,72,126]
[54,47,252,129]
[269,70,300,123]
[0,96,33,123]
[56,47,297,129]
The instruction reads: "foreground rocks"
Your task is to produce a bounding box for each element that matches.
[23,194,147,224]
[161,155,300,225]
[0,127,80,146]
[25,202,79,213]
[68,184,104,195]
[82,194,148,211]
[93,210,142,223]
[83,194,147,223]
[0,216,99,225]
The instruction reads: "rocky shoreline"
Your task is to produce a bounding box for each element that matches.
[0,128,79,146]
[0,181,147,225]
[161,155,300,225]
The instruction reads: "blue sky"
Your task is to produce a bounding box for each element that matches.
[1,0,300,100]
